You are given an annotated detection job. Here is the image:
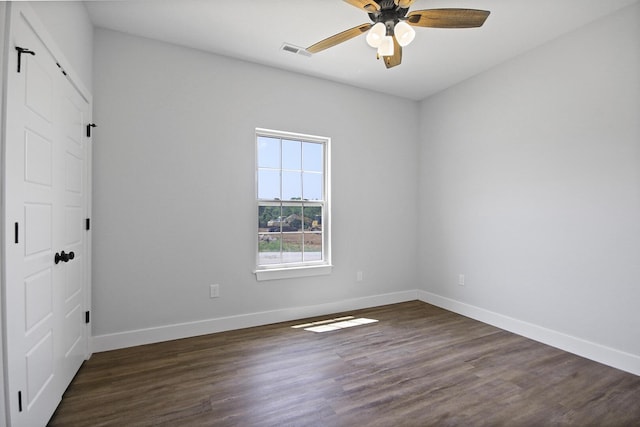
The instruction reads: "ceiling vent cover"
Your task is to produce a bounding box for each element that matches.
[281,43,312,57]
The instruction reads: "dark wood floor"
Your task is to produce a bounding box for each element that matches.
[49,301,640,426]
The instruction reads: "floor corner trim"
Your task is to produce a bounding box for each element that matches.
[417,290,640,377]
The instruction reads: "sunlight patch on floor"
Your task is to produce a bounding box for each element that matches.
[292,316,378,333]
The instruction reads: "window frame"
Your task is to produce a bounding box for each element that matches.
[254,128,332,281]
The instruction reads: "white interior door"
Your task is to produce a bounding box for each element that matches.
[58,71,89,389]
[3,6,90,426]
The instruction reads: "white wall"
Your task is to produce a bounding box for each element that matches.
[29,1,93,91]
[418,2,640,359]
[92,29,419,339]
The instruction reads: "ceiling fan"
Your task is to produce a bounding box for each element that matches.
[306,0,490,68]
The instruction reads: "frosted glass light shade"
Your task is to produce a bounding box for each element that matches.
[366,22,386,48]
[377,36,394,56]
[394,21,415,47]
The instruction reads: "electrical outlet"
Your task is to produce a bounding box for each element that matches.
[458,274,465,286]
[356,271,363,282]
[210,284,220,298]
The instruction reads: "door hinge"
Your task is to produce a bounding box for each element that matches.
[86,123,97,137]
[15,222,19,244]
[85,311,90,324]
[85,218,91,231]
[18,391,23,412]
[15,46,35,73]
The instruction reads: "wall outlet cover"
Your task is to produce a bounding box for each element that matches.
[210,284,220,298]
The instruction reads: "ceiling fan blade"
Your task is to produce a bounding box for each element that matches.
[406,9,490,28]
[307,23,372,54]
[383,36,402,69]
[394,0,415,8]
[343,0,381,13]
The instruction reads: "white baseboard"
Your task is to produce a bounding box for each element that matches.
[90,289,640,377]
[418,290,640,377]
[91,290,418,353]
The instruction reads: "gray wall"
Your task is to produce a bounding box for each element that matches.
[92,29,420,336]
[10,0,638,370]
[418,2,640,357]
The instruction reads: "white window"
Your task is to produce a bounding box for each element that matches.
[255,128,331,281]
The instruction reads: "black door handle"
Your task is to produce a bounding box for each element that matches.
[54,251,75,264]
[55,251,67,264]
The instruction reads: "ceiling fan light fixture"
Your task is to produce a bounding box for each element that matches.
[394,21,415,47]
[377,35,394,56]
[305,3,491,69]
[366,22,386,48]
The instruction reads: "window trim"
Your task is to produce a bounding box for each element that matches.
[254,128,331,281]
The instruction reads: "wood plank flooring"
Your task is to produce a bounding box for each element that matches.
[48,301,640,426]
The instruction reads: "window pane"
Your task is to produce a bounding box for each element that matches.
[303,233,323,261]
[259,205,282,231]
[282,171,301,200]
[258,170,280,200]
[258,233,282,265]
[303,206,322,231]
[282,140,301,170]
[257,136,280,169]
[282,233,303,263]
[282,206,302,231]
[303,172,322,201]
[303,142,323,172]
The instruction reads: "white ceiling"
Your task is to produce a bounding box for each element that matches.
[85,0,639,100]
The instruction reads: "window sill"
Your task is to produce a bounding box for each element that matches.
[255,264,332,281]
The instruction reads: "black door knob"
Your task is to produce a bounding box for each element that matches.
[54,251,74,264]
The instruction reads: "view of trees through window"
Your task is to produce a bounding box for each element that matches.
[256,131,327,267]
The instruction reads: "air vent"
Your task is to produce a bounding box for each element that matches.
[280,43,312,57]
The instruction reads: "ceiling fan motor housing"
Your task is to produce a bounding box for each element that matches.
[374,0,401,10]
[368,1,410,35]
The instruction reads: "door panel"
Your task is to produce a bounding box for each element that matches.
[24,269,53,332]
[65,206,82,244]
[25,130,53,185]
[63,304,83,358]
[4,5,91,426]
[65,257,82,299]
[24,203,52,255]
[25,332,55,409]
[25,54,53,121]
[65,152,82,193]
